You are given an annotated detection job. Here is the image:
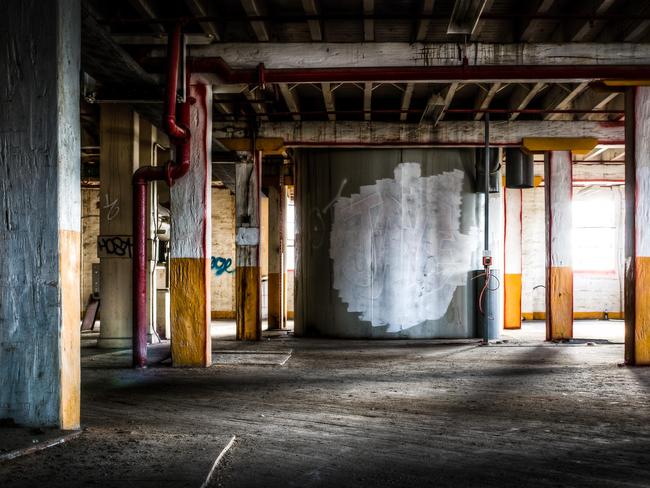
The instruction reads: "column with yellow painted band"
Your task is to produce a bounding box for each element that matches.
[236,150,262,340]
[0,0,81,429]
[170,82,212,367]
[544,150,573,340]
[625,86,650,365]
[504,187,523,329]
[267,183,285,329]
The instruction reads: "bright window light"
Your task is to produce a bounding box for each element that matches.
[572,197,616,272]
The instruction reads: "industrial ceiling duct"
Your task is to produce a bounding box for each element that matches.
[505,148,534,189]
[475,147,500,193]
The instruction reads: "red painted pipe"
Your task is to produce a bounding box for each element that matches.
[132,23,192,368]
[164,23,189,143]
[180,57,650,84]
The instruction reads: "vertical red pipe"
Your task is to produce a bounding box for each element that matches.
[132,22,191,368]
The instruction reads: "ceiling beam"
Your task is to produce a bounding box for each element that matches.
[471,0,494,39]
[363,0,375,41]
[243,87,268,121]
[625,20,650,42]
[178,42,650,70]
[128,0,165,34]
[519,0,557,42]
[241,0,270,41]
[543,82,589,121]
[278,83,300,121]
[474,82,502,120]
[434,82,459,126]
[447,0,488,35]
[569,0,616,42]
[577,91,620,121]
[322,82,336,121]
[214,120,624,146]
[400,83,414,122]
[415,0,435,41]
[508,82,546,121]
[364,82,372,121]
[185,0,221,41]
[301,0,323,41]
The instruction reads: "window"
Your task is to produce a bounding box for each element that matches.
[572,195,617,272]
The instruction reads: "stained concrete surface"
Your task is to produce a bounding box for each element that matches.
[2,320,650,487]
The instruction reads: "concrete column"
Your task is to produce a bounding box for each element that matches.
[236,151,262,340]
[624,86,650,365]
[98,105,138,348]
[544,151,573,340]
[267,183,285,329]
[170,83,212,367]
[504,188,523,329]
[0,0,80,428]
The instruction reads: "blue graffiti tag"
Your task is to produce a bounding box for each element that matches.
[211,256,235,276]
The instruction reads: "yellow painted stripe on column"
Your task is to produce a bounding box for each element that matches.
[504,273,522,329]
[547,266,573,340]
[171,258,211,367]
[59,230,80,430]
[635,257,650,364]
[237,266,261,341]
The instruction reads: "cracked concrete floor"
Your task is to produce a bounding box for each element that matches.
[2,321,649,487]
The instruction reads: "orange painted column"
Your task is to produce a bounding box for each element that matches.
[504,187,523,329]
[170,82,212,367]
[236,150,262,340]
[625,86,650,365]
[544,150,573,340]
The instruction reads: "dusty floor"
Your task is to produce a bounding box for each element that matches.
[2,320,650,487]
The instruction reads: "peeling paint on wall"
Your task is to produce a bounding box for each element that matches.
[329,163,478,332]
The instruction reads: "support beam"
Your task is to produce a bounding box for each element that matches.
[170,83,212,367]
[185,0,221,41]
[278,83,301,121]
[364,82,373,121]
[504,188,522,329]
[625,87,650,365]
[98,105,138,349]
[322,82,336,121]
[576,91,620,121]
[544,82,589,121]
[301,0,322,41]
[241,0,270,41]
[625,21,650,43]
[0,0,81,429]
[363,0,374,41]
[474,82,502,121]
[173,43,650,71]
[544,150,573,341]
[400,83,414,122]
[236,151,262,340]
[215,120,624,146]
[267,181,285,330]
[508,82,546,121]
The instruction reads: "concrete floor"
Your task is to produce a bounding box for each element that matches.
[2,320,650,487]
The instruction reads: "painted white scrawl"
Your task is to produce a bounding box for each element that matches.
[329,162,478,332]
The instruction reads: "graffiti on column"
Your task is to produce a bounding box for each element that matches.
[211,256,235,277]
[97,235,133,258]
